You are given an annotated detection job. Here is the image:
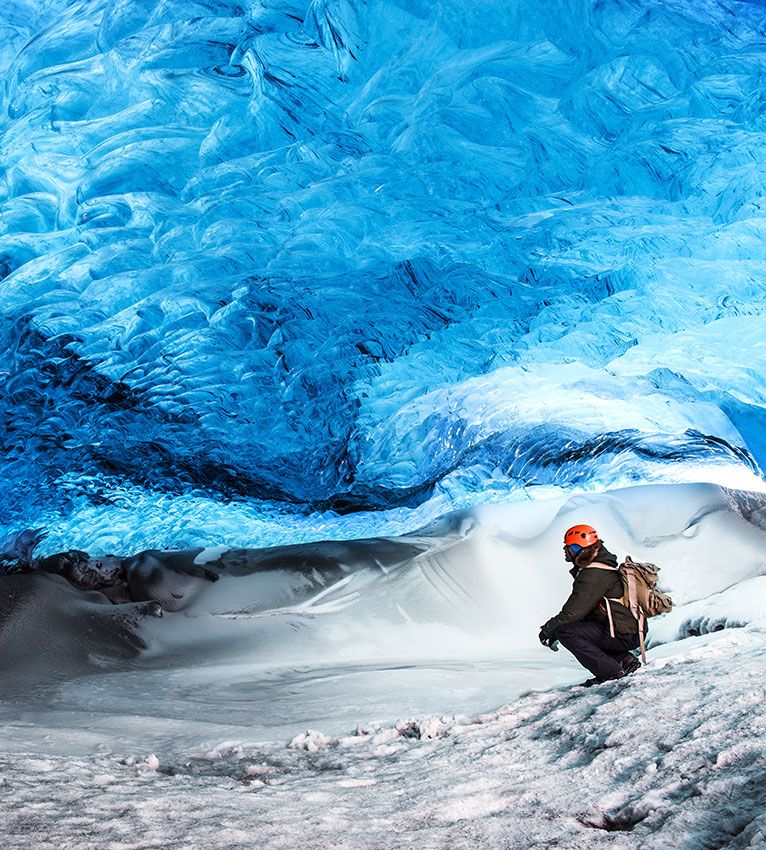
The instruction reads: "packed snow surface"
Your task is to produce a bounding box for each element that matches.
[2,0,766,550]
[2,628,765,849]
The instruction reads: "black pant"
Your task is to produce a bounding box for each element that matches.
[554,621,640,680]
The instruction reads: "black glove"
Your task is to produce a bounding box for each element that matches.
[538,628,559,651]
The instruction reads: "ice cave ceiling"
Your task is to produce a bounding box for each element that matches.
[1,0,766,550]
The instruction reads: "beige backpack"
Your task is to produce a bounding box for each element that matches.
[596,556,674,664]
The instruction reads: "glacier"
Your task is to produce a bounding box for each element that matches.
[2,0,766,552]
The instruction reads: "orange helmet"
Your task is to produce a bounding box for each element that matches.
[563,524,600,548]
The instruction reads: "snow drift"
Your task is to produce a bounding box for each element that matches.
[3,482,765,710]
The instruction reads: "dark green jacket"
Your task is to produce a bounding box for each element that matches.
[542,548,642,636]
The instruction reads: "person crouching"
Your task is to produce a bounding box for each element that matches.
[538,524,643,687]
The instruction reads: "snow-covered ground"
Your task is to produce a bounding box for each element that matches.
[2,482,766,848]
[2,626,765,849]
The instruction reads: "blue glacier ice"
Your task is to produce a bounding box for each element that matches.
[1,0,766,552]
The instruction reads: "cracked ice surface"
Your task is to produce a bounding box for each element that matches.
[2,0,766,550]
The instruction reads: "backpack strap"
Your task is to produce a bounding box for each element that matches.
[638,611,647,665]
[585,563,620,639]
[622,567,647,663]
[587,563,646,657]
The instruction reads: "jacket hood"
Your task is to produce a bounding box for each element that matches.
[594,544,618,567]
[569,543,618,576]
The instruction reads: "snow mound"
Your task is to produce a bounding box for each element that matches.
[651,576,766,644]
[289,730,336,752]
[4,482,766,694]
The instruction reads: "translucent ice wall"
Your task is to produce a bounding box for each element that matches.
[1,0,766,551]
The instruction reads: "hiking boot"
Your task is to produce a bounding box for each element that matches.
[619,653,641,676]
[580,669,631,687]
